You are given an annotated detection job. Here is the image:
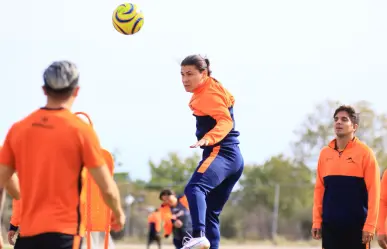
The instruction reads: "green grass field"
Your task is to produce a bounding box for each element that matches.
[108,242,378,249]
[3,242,380,249]
[3,238,379,249]
[0,244,324,249]
[113,245,319,249]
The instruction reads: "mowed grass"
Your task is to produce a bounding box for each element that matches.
[112,237,382,249]
[103,244,321,249]
[4,242,380,249]
[4,237,380,249]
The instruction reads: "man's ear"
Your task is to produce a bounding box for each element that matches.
[353,123,359,132]
[72,86,80,97]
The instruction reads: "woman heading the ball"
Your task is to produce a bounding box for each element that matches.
[179,55,244,249]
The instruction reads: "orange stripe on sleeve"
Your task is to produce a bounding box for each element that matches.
[363,149,380,233]
[195,92,234,146]
[377,170,387,234]
[179,195,189,210]
[312,153,325,229]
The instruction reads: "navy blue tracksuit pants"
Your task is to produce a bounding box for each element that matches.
[322,222,370,249]
[173,238,183,249]
[184,144,244,249]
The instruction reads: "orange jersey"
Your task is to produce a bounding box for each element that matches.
[10,198,21,227]
[159,195,189,236]
[147,211,162,233]
[189,77,240,147]
[312,137,380,233]
[378,170,387,234]
[0,108,105,237]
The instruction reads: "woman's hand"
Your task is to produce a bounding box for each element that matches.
[190,138,209,148]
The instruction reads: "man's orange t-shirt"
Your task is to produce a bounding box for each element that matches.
[147,211,161,233]
[0,108,106,237]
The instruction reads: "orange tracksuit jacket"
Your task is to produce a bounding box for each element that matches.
[159,195,189,237]
[312,137,380,233]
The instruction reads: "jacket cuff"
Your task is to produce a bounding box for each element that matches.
[363,224,376,234]
[202,136,213,146]
[9,223,18,232]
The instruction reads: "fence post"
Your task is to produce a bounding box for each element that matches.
[125,195,135,237]
[271,183,280,240]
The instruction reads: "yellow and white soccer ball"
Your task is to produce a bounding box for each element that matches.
[112,3,144,35]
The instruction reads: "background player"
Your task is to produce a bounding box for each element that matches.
[179,55,244,249]
[377,170,387,249]
[0,61,125,249]
[312,105,380,249]
[147,208,162,249]
[159,189,192,249]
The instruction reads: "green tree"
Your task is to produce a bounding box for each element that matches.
[292,99,340,163]
[219,204,243,239]
[239,154,314,217]
[111,150,132,198]
[292,99,387,169]
[147,152,200,193]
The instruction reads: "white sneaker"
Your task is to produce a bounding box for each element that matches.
[181,234,210,249]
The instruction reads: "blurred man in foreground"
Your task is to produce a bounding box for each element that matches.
[0,61,125,249]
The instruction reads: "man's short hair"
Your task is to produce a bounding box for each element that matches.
[333,105,359,125]
[159,189,175,200]
[43,60,79,98]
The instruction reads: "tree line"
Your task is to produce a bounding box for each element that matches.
[5,99,387,241]
[110,99,387,241]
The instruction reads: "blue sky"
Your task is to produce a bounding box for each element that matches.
[0,0,386,181]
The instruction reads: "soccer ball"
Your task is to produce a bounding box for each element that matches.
[112,3,144,35]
